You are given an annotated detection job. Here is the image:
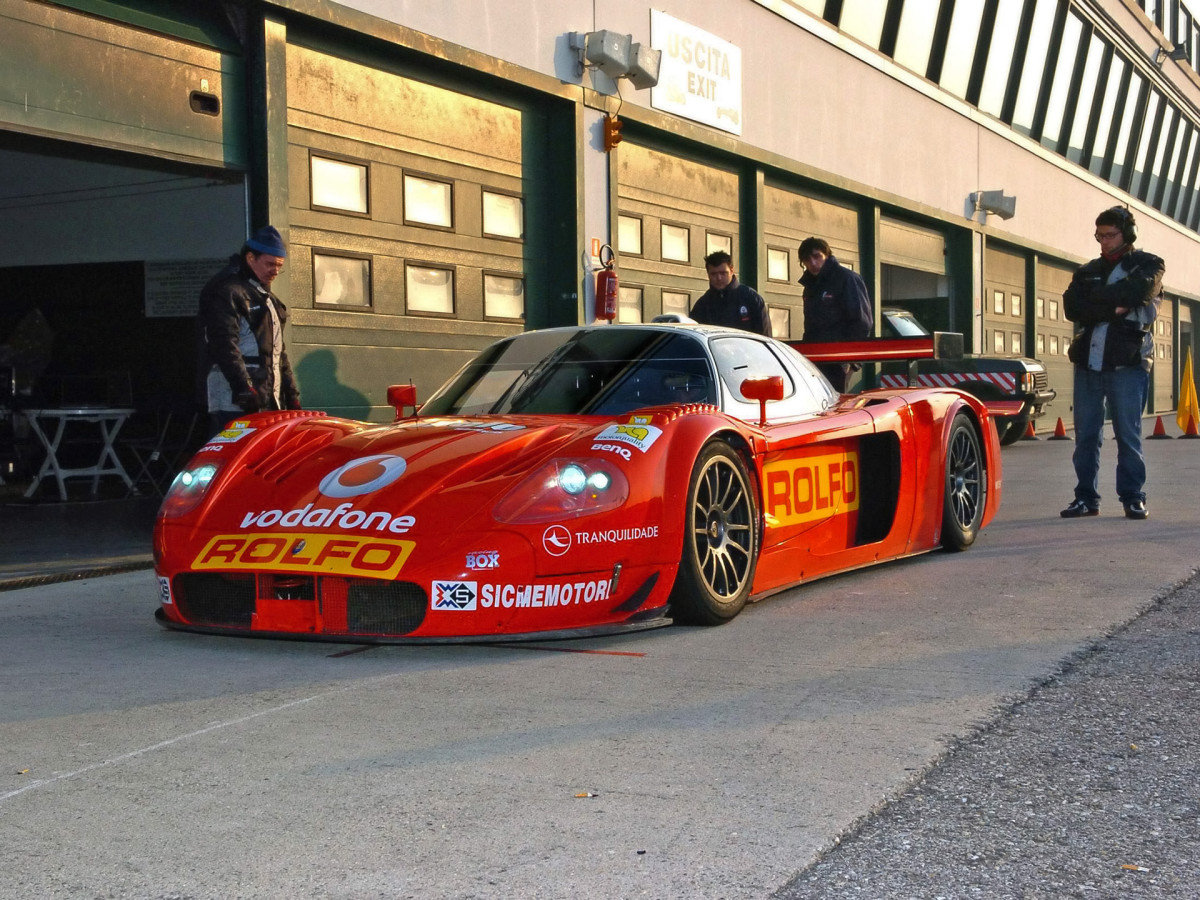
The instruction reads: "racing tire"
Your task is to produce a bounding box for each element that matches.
[942,413,986,552]
[669,440,758,626]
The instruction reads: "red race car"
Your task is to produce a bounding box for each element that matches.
[154,323,1003,642]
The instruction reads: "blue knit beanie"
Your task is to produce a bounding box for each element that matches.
[245,225,287,258]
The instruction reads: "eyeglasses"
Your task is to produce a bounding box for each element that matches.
[1094,230,1122,241]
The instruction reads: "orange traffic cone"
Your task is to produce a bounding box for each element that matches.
[1020,420,1038,440]
[1049,417,1071,440]
[1148,415,1173,439]
[1184,413,1200,439]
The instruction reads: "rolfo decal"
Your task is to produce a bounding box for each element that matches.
[594,423,663,453]
[193,532,415,579]
[319,454,407,498]
[763,450,859,526]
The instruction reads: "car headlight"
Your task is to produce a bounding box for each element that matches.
[493,458,628,524]
[160,462,222,518]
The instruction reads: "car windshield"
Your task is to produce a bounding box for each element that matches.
[882,310,930,337]
[420,329,717,416]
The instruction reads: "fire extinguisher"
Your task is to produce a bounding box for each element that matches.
[595,243,617,322]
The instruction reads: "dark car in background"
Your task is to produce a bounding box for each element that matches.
[874,308,1056,446]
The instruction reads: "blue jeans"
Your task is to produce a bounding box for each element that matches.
[1071,366,1149,507]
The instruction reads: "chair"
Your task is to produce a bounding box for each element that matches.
[125,408,201,498]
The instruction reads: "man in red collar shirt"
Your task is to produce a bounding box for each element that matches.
[1061,207,1164,520]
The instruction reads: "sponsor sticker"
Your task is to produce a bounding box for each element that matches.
[210,420,256,443]
[763,449,859,526]
[240,503,415,534]
[594,423,663,453]
[465,551,500,570]
[158,575,173,605]
[431,578,611,611]
[542,525,572,556]
[433,581,478,611]
[192,532,415,579]
[319,455,408,498]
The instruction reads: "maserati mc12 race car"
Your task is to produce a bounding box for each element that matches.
[154,323,1004,642]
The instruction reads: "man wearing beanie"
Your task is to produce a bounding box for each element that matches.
[196,225,301,436]
[1060,207,1163,521]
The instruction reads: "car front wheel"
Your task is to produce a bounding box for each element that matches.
[669,441,758,625]
[942,413,986,551]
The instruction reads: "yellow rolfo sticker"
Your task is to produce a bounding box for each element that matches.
[763,450,859,526]
[193,533,415,579]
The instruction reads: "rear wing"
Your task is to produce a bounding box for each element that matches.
[789,333,965,387]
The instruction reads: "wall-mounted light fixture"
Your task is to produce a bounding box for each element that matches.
[568,30,662,89]
[1153,43,1189,68]
[971,190,1016,220]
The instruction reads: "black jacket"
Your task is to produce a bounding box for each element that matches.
[799,255,873,343]
[196,254,300,411]
[690,278,772,336]
[1063,248,1164,370]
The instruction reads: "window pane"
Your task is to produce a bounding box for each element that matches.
[769,306,790,339]
[979,0,1026,116]
[767,248,790,281]
[706,232,732,257]
[994,290,1004,314]
[313,254,370,307]
[662,290,690,317]
[1170,128,1198,218]
[1110,71,1144,186]
[1011,332,1022,354]
[1011,294,1022,317]
[1066,34,1105,162]
[1132,90,1162,197]
[993,331,1005,353]
[662,223,690,261]
[311,157,368,213]
[482,191,523,238]
[1149,106,1178,204]
[484,274,524,319]
[618,215,643,254]
[839,0,887,48]
[618,285,643,323]
[1088,55,1127,176]
[893,0,939,74]
[406,265,454,313]
[940,0,986,99]
[404,175,452,227]
[1041,12,1083,149]
[1012,0,1060,134]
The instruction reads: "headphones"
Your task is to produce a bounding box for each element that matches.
[1105,206,1137,244]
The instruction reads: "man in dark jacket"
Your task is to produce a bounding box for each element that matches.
[798,237,874,392]
[197,225,301,437]
[689,251,771,336]
[1060,207,1163,520]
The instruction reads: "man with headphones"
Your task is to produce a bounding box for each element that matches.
[1061,206,1164,520]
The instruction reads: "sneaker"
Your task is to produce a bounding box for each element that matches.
[1123,500,1149,520]
[1060,499,1099,518]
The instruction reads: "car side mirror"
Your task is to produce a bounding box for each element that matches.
[740,375,784,426]
[387,384,418,420]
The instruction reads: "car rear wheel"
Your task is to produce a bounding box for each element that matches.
[942,413,985,551]
[669,441,758,625]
